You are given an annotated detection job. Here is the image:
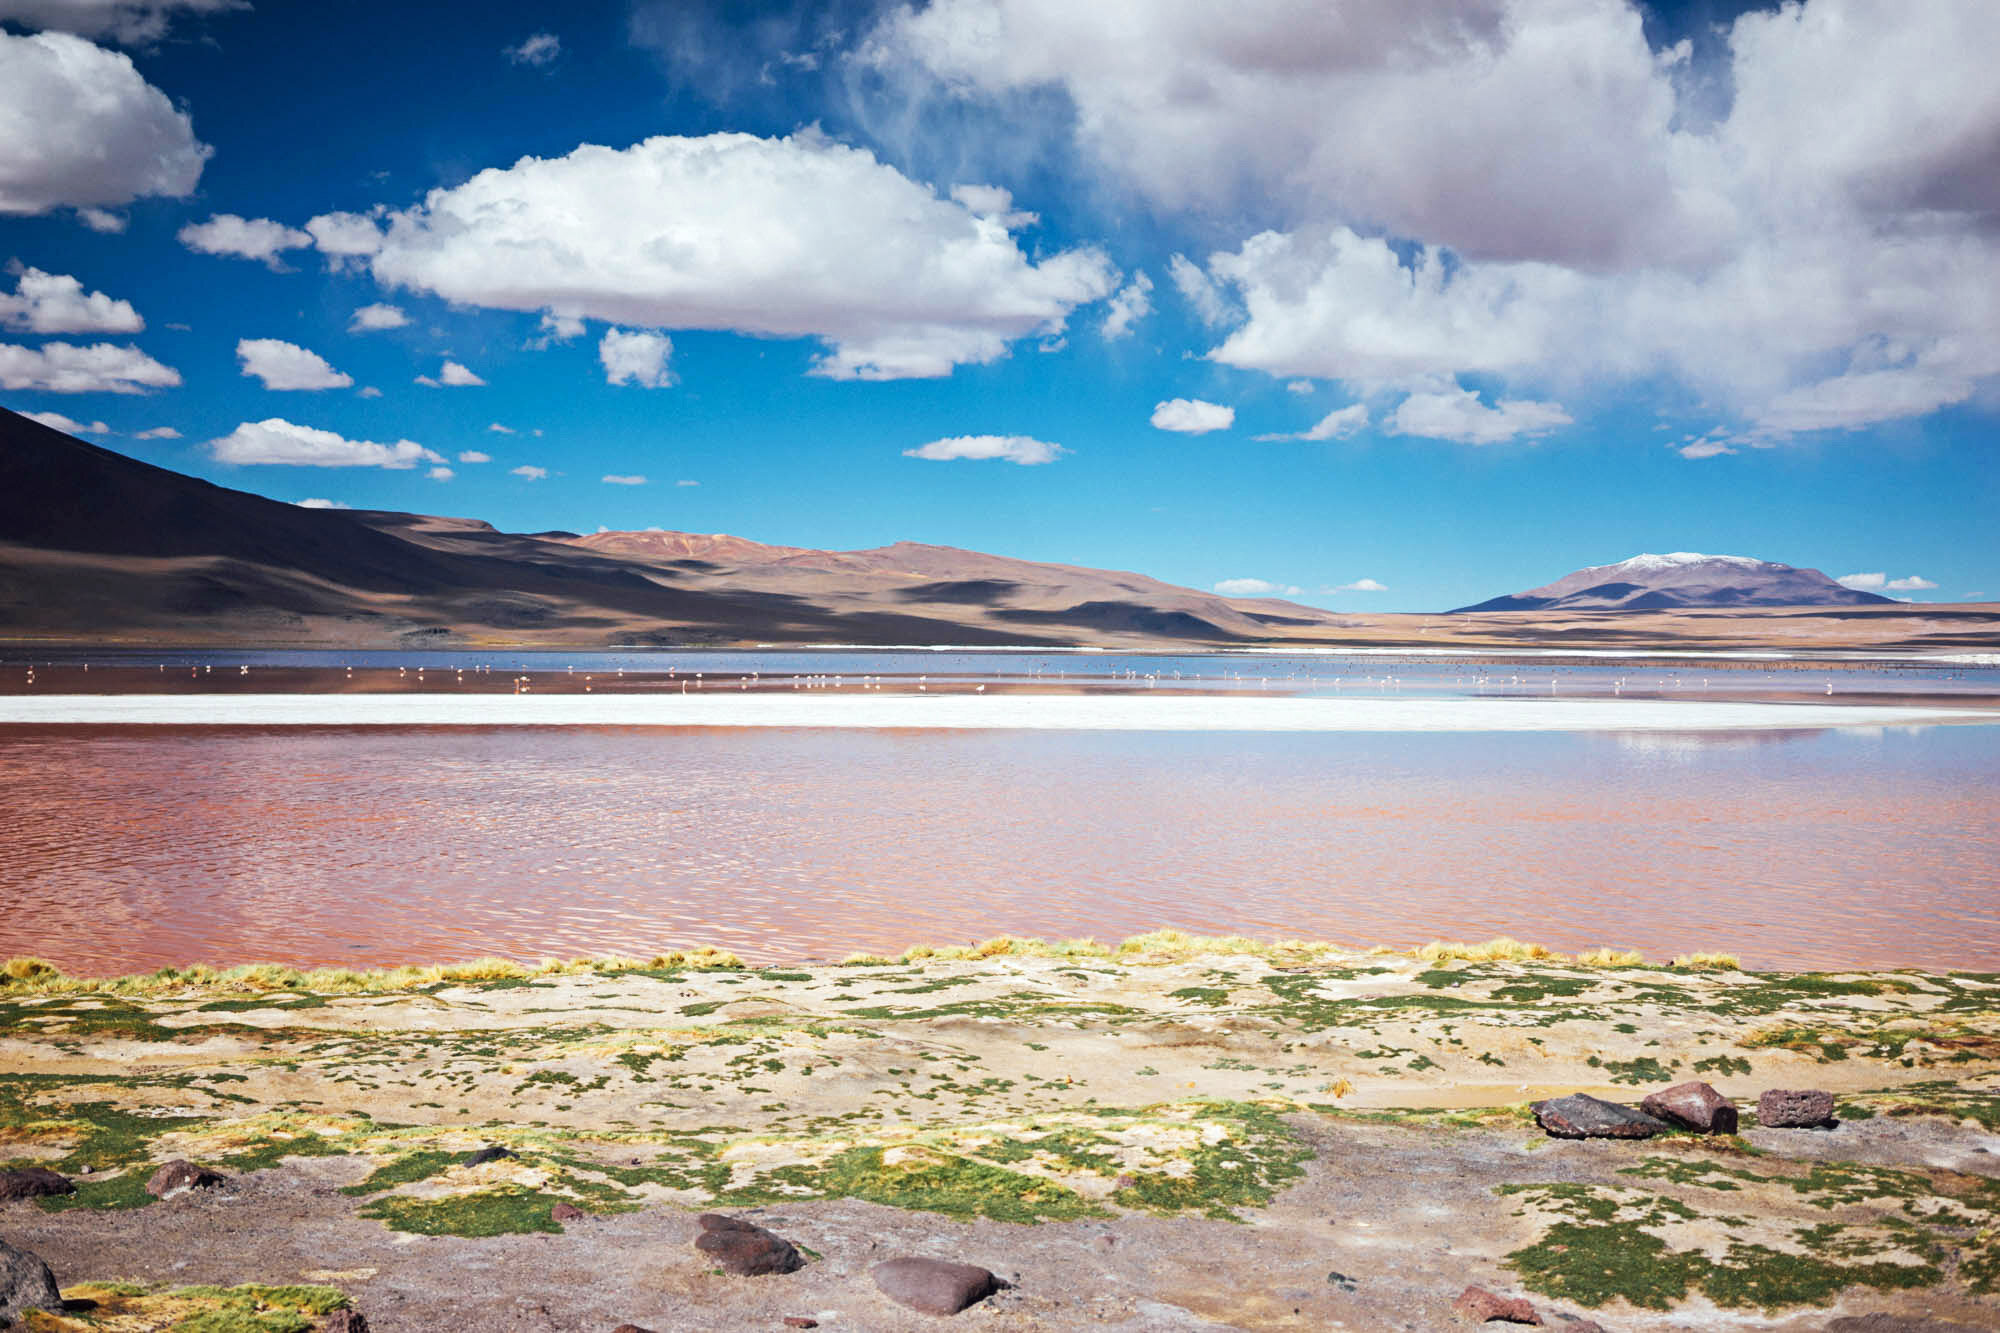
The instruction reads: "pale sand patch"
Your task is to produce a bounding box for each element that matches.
[0,692,1991,731]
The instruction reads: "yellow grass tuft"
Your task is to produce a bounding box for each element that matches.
[839,953,897,967]
[2,956,59,983]
[1574,947,1646,967]
[1415,937,1560,964]
[1673,951,1742,970]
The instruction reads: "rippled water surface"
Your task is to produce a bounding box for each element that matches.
[4,721,1995,973]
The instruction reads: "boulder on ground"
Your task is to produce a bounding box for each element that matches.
[1640,1080,1739,1134]
[462,1146,516,1166]
[1532,1094,1671,1139]
[783,1320,819,1329]
[144,1159,226,1198]
[693,1213,804,1276]
[321,1311,369,1333]
[0,1166,74,1200]
[871,1257,1002,1316]
[0,1238,63,1324]
[550,1201,586,1223]
[1453,1285,1541,1324]
[1757,1088,1836,1128]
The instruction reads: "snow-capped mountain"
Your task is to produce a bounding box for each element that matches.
[1450,553,1896,613]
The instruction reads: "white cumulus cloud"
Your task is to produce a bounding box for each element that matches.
[0,265,142,333]
[348,302,409,332]
[415,359,485,387]
[1839,572,1938,593]
[869,2,2000,440]
[1258,403,1367,442]
[601,473,647,485]
[19,409,107,433]
[510,464,548,479]
[1333,578,1388,593]
[427,465,454,481]
[133,425,179,439]
[1100,270,1152,341]
[1387,387,1570,445]
[236,338,353,391]
[178,214,312,268]
[0,31,208,215]
[296,497,350,509]
[359,131,1115,380]
[1150,398,1234,434]
[0,0,245,44]
[305,210,386,263]
[903,434,1067,465]
[458,449,492,463]
[0,339,179,392]
[505,31,560,65]
[600,327,674,388]
[208,418,443,469]
[1213,578,1300,598]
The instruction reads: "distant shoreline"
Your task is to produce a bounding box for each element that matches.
[1,691,1992,731]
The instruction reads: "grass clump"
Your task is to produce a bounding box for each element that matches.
[358,1185,566,1236]
[1416,938,1559,964]
[46,1282,349,1333]
[1673,952,1743,971]
[0,950,745,1000]
[1574,947,1646,967]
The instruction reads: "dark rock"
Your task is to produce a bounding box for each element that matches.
[693,1213,804,1276]
[321,1312,369,1333]
[784,1320,819,1330]
[1640,1081,1739,1134]
[1825,1316,1990,1332]
[1758,1088,1836,1128]
[0,1167,74,1200]
[1328,1270,1358,1292]
[1556,1320,1608,1333]
[1533,1094,1671,1139]
[610,1326,655,1333]
[871,1257,1002,1316]
[550,1201,586,1223]
[0,1239,62,1324]
[463,1146,517,1166]
[144,1159,227,1198]
[1453,1285,1542,1324]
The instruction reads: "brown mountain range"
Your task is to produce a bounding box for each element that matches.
[3,407,1994,654]
[0,407,1345,648]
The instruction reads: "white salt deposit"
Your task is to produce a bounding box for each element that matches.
[0,693,1990,732]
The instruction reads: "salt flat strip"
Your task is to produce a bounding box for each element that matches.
[0,693,1991,732]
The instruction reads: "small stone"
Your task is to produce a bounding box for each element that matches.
[1453,1285,1542,1324]
[144,1159,227,1198]
[694,1214,804,1276]
[463,1146,517,1166]
[1328,1270,1358,1292]
[321,1312,369,1333]
[1757,1088,1836,1128]
[551,1201,586,1223]
[1532,1094,1671,1139]
[0,1167,74,1201]
[871,1257,1002,1316]
[0,1239,63,1325]
[1640,1081,1739,1134]
[783,1320,819,1329]
[610,1325,656,1333]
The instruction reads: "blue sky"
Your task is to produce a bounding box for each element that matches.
[1,0,1994,611]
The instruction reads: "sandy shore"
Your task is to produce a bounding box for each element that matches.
[2,691,1994,731]
[2,941,1997,1330]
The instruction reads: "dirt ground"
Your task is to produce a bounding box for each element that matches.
[4,945,1998,1330]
